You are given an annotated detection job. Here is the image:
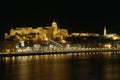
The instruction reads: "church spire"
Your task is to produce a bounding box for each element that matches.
[104,25,107,36]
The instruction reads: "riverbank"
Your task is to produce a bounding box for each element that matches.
[0,48,120,57]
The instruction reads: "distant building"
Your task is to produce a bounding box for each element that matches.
[4,21,68,43]
[70,32,99,37]
[103,26,120,40]
[105,33,120,40]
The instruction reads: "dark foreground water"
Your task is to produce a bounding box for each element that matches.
[0,52,120,80]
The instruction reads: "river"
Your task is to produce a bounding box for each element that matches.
[0,52,120,80]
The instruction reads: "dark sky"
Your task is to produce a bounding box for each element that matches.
[1,0,120,37]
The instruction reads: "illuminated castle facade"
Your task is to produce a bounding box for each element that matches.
[4,21,68,43]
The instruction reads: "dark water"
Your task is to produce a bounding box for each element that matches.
[0,52,120,80]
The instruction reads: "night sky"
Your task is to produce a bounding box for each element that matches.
[1,1,120,38]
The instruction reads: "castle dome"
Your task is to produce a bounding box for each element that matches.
[52,20,58,28]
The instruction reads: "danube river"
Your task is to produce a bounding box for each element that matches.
[0,52,120,80]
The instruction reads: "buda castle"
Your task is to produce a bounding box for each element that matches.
[4,21,68,43]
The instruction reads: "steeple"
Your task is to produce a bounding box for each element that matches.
[104,25,107,36]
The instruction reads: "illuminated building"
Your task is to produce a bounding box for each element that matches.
[105,34,120,40]
[104,43,112,48]
[103,26,120,40]
[4,21,68,43]
[70,32,99,37]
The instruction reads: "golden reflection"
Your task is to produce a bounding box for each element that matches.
[22,56,28,61]
[52,55,69,80]
[66,53,72,56]
[104,64,112,80]
[29,55,33,60]
[103,52,113,59]
[16,56,22,61]
[15,56,33,62]
[71,52,91,59]
[53,54,57,59]
[39,54,50,59]
[35,55,39,60]
[104,64,120,80]
[1,57,16,64]
[5,57,11,63]
[37,53,72,60]
[18,61,30,80]
[12,56,15,63]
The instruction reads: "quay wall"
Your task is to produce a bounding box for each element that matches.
[0,48,120,57]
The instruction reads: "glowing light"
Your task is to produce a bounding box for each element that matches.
[44,38,48,41]
[104,43,112,48]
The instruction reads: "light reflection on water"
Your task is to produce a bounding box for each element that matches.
[0,52,120,80]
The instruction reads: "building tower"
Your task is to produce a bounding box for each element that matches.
[104,26,107,36]
[52,20,58,30]
[52,20,58,38]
